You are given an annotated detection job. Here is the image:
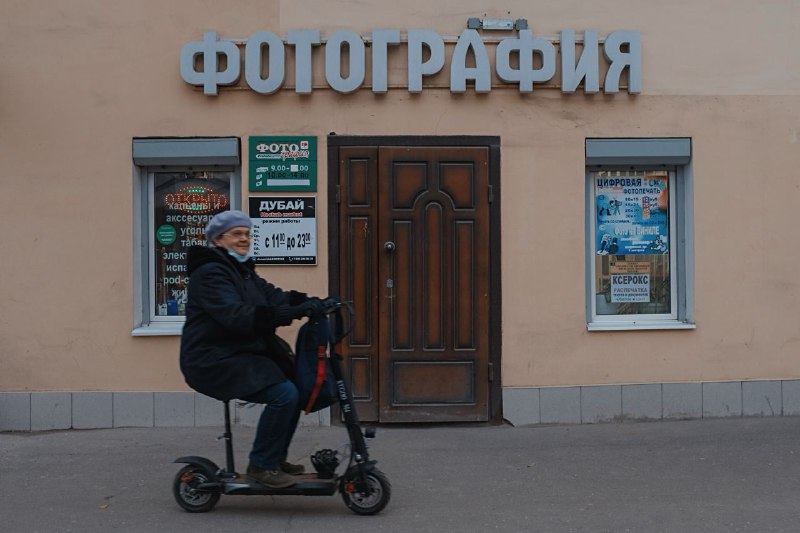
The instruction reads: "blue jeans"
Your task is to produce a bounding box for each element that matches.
[241,380,300,470]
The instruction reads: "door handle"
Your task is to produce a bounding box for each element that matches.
[384,241,396,252]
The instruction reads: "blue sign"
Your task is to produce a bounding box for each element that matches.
[595,174,669,255]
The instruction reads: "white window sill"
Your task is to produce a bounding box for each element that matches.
[587,321,696,332]
[131,322,185,336]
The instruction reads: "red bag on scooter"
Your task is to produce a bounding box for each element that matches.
[294,312,338,414]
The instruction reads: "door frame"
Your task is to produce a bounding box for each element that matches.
[327,135,503,423]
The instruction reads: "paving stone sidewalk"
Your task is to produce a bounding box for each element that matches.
[1,417,799,532]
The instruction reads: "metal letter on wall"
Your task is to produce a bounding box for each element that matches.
[325,30,366,93]
[179,31,241,96]
[287,30,322,94]
[604,31,642,94]
[245,31,286,94]
[371,29,401,93]
[407,29,445,93]
[495,29,556,92]
[450,29,492,93]
[560,30,600,93]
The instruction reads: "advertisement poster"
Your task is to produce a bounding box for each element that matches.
[610,260,651,303]
[153,173,230,316]
[248,196,316,265]
[249,136,317,192]
[595,173,669,255]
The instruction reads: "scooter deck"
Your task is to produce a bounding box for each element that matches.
[221,473,338,496]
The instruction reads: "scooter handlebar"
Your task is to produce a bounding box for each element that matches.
[319,297,355,342]
[320,296,342,313]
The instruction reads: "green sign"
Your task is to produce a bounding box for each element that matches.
[249,136,317,192]
[156,224,177,245]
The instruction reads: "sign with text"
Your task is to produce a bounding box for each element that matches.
[610,273,650,303]
[248,196,316,265]
[180,29,641,96]
[595,173,669,255]
[249,136,317,192]
[609,260,651,303]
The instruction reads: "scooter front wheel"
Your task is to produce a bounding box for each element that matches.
[340,468,391,515]
[173,465,220,513]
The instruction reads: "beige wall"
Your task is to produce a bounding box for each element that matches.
[1,0,799,392]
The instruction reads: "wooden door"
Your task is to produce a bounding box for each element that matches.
[338,145,491,422]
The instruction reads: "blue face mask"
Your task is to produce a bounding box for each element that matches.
[227,248,252,263]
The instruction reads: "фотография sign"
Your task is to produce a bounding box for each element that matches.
[180,28,640,96]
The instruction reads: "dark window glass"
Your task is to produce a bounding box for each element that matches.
[152,172,229,317]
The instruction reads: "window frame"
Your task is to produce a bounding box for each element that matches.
[132,138,241,336]
[584,138,695,331]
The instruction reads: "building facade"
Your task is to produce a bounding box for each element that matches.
[2,0,800,430]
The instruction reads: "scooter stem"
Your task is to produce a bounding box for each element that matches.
[223,400,235,473]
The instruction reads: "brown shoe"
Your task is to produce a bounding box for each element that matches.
[246,464,296,488]
[280,461,306,475]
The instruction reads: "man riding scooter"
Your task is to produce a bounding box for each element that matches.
[179,210,324,488]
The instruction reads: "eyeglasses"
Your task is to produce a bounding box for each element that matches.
[221,231,251,239]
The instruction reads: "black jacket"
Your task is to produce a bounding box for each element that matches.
[179,246,307,401]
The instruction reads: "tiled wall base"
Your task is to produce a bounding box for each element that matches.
[0,392,329,431]
[503,380,800,426]
[3,381,798,431]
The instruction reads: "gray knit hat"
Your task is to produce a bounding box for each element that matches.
[205,210,252,243]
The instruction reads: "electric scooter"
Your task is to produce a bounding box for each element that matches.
[172,300,391,515]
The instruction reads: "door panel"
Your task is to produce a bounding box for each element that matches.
[338,147,379,421]
[338,145,490,423]
[378,147,489,422]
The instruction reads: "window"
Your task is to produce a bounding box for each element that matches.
[132,138,241,335]
[150,171,231,321]
[585,139,694,330]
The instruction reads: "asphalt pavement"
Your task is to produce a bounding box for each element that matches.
[1,416,799,532]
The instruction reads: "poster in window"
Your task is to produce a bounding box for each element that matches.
[153,173,229,317]
[595,173,669,255]
[609,261,651,303]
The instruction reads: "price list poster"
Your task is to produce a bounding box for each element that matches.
[248,196,317,265]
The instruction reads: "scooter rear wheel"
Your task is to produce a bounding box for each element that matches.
[340,468,391,515]
[173,465,220,513]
